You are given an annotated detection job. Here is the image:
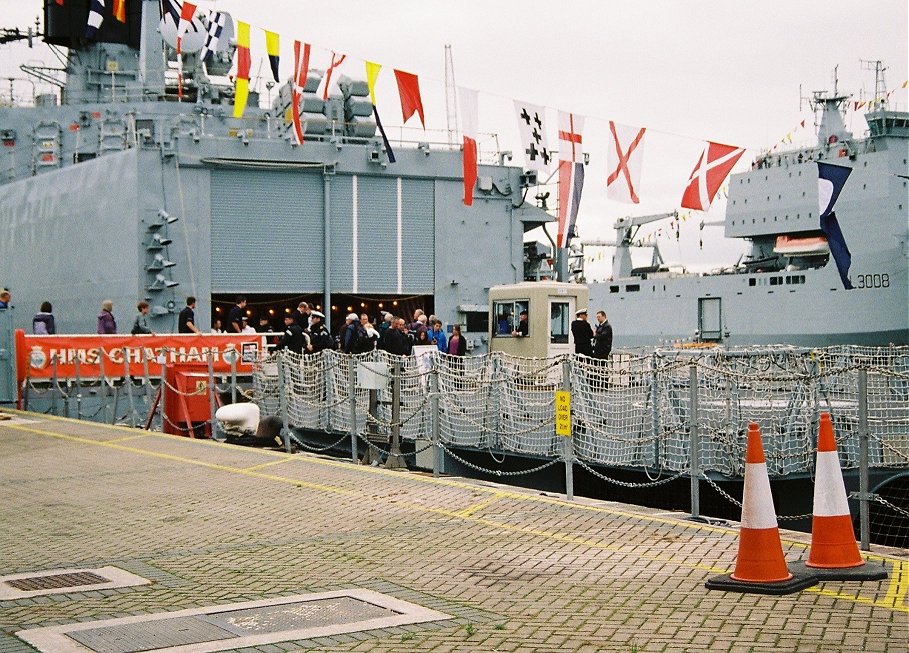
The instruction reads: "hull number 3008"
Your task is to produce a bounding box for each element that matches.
[855,273,890,289]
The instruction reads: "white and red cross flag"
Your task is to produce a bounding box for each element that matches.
[514,100,552,172]
[606,121,646,204]
[680,141,745,211]
[557,110,585,248]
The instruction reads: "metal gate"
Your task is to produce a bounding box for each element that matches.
[0,308,16,404]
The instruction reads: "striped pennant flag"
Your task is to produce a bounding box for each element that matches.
[290,40,311,146]
[265,30,280,83]
[85,0,105,39]
[366,62,396,163]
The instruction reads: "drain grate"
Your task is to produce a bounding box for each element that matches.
[7,572,109,592]
[67,617,236,653]
[18,589,453,653]
[0,566,151,600]
[202,596,399,635]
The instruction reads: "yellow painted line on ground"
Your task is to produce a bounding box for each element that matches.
[4,409,903,573]
[455,493,507,519]
[243,458,294,472]
[3,423,352,496]
[423,506,908,614]
[106,434,152,444]
[882,559,908,609]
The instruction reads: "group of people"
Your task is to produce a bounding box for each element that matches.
[570,308,613,359]
[218,298,466,359]
[96,297,203,336]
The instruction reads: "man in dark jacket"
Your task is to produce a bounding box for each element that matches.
[381,318,412,355]
[275,314,306,354]
[592,311,613,359]
[571,308,594,356]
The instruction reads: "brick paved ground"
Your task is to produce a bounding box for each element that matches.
[0,411,906,652]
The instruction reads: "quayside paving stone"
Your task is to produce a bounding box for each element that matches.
[0,414,907,652]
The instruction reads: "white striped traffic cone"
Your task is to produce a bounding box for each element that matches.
[706,422,817,594]
[806,413,864,568]
[789,413,888,581]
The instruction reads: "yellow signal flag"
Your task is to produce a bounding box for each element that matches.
[365,61,381,106]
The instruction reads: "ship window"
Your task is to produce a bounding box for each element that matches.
[770,277,782,286]
[549,302,570,344]
[609,286,619,293]
[464,311,489,334]
[626,284,640,292]
[493,300,528,336]
[749,278,756,286]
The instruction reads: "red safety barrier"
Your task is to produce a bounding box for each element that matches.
[163,362,218,438]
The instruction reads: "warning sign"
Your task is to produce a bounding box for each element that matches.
[555,390,571,437]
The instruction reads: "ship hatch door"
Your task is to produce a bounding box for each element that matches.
[698,297,722,341]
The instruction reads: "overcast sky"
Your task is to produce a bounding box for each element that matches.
[2,0,907,277]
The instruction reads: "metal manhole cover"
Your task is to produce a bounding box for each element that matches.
[201,596,399,635]
[66,617,236,653]
[7,571,109,591]
[18,589,453,653]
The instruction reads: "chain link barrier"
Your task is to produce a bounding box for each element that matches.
[438,442,561,477]
[575,458,686,488]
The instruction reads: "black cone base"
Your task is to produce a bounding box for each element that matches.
[705,571,818,595]
[789,560,888,582]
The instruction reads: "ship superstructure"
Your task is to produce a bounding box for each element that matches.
[586,67,909,347]
[0,0,550,348]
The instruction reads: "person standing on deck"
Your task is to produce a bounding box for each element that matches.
[571,308,594,356]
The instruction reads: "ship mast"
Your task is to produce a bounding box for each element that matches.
[860,59,888,112]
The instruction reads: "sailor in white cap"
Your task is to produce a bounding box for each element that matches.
[571,308,594,356]
[307,310,333,353]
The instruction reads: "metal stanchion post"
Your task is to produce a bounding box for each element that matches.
[230,356,237,405]
[50,355,59,416]
[348,357,358,463]
[689,363,700,520]
[562,358,574,501]
[207,350,218,440]
[431,367,441,478]
[650,353,661,464]
[385,358,406,469]
[278,352,291,453]
[98,349,107,422]
[74,357,83,420]
[858,368,871,551]
[123,347,136,427]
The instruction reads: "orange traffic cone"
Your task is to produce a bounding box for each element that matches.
[790,413,888,581]
[706,422,817,594]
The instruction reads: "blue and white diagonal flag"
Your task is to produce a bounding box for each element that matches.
[85,0,105,39]
[817,161,854,290]
[817,161,851,218]
[199,11,227,63]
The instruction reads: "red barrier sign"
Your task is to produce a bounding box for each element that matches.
[15,330,266,382]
